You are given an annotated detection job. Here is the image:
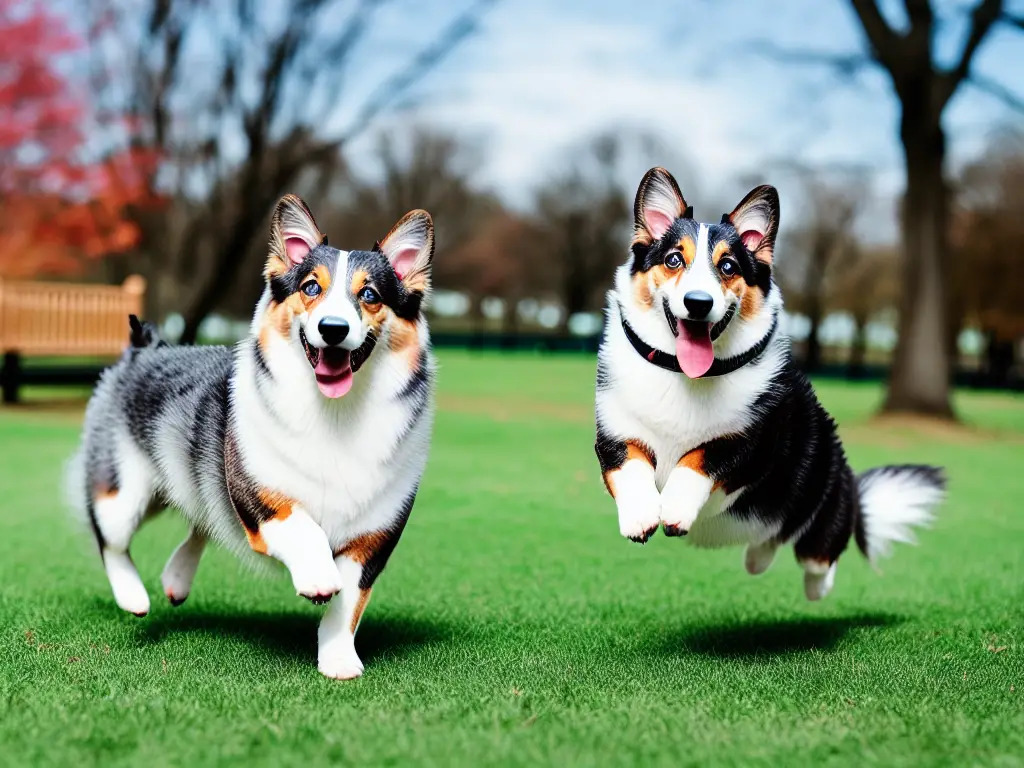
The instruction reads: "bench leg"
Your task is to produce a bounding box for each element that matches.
[1,352,21,404]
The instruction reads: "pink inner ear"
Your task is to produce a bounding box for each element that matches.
[389,246,419,280]
[285,237,311,265]
[645,210,674,239]
[741,230,764,250]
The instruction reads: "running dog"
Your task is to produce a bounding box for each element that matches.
[595,167,944,600]
[67,195,435,678]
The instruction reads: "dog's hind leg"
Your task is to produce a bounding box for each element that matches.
[744,539,779,575]
[87,442,157,617]
[161,528,207,606]
[800,558,838,601]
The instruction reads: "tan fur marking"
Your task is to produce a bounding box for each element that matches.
[649,263,683,291]
[245,528,267,555]
[403,271,430,294]
[626,440,656,467]
[677,448,706,474]
[337,531,390,565]
[740,287,763,320]
[388,316,419,354]
[350,269,369,296]
[94,486,118,502]
[677,237,696,268]
[350,588,372,634]
[632,271,654,309]
[257,489,294,521]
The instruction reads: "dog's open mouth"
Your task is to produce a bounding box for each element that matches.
[665,303,736,379]
[300,329,353,399]
[676,320,714,378]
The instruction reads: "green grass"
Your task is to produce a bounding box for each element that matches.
[1,350,1022,767]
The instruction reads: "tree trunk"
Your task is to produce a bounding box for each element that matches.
[983,330,1015,388]
[882,99,954,418]
[848,316,867,380]
[804,305,823,373]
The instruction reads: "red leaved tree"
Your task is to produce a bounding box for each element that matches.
[0,0,149,279]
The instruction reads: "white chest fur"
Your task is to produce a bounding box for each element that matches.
[231,330,433,550]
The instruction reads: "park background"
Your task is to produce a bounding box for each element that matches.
[1,0,1022,765]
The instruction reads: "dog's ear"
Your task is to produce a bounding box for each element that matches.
[376,209,434,297]
[728,185,780,265]
[267,194,324,277]
[634,167,687,244]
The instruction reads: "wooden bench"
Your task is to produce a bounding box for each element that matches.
[0,276,146,403]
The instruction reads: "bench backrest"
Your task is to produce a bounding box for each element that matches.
[0,276,146,357]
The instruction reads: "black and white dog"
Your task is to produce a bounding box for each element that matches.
[67,195,435,678]
[595,167,944,600]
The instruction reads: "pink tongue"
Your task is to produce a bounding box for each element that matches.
[314,350,353,398]
[676,320,714,378]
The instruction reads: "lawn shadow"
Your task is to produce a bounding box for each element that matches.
[657,613,901,660]
[137,604,456,665]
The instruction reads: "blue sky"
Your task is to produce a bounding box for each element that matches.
[337,0,1024,239]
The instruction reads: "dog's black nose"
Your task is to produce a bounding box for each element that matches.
[318,317,350,346]
[683,291,714,320]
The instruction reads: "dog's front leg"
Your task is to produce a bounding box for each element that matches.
[319,514,411,680]
[225,448,342,601]
[597,432,661,544]
[247,504,343,602]
[660,447,716,536]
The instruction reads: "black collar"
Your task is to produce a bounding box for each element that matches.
[619,306,779,378]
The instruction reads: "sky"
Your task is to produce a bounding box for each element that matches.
[334,0,1024,240]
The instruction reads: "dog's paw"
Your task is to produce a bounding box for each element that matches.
[291,559,344,603]
[616,486,662,544]
[318,650,364,680]
[745,541,778,575]
[659,468,711,537]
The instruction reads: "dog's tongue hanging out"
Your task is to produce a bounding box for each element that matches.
[676,320,714,378]
[315,349,354,398]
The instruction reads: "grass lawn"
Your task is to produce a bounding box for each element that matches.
[1,350,1022,766]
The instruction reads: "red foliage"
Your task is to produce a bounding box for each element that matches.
[0,0,156,279]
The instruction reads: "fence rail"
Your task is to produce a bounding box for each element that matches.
[0,276,145,357]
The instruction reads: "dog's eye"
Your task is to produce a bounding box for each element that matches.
[301,281,322,297]
[359,287,380,304]
[719,259,738,277]
[665,252,683,270]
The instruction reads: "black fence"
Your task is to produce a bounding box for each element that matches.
[2,335,1021,403]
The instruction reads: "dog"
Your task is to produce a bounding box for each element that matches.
[595,167,944,600]
[66,195,436,678]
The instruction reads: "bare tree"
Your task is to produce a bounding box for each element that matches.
[87,0,496,341]
[828,242,899,377]
[775,171,865,371]
[758,1,1024,417]
[951,128,1024,385]
[531,134,636,331]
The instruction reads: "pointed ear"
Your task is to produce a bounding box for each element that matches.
[728,185,780,265]
[377,209,434,295]
[634,167,688,243]
[267,194,324,276]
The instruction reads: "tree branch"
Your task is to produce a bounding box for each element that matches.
[338,0,497,144]
[848,0,900,72]
[1001,13,1024,31]
[969,73,1024,112]
[751,41,873,77]
[943,0,1004,94]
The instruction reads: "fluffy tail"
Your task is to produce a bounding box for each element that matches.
[854,465,945,562]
